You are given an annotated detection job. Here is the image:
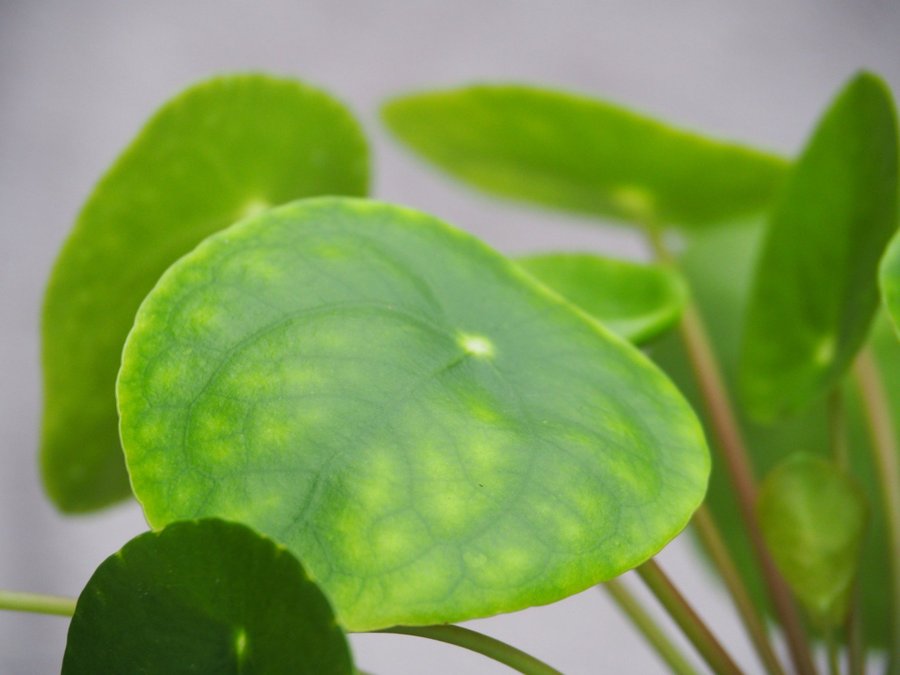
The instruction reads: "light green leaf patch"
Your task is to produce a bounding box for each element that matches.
[117,198,709,631]
[63,519,353,674]
[382,84,787,228]
[740,73,899,421]
[517,253,687,344]
[881,229,900,335]
[41,74,368,512]
[757,455,868,628]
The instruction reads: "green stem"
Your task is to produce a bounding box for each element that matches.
[603,578,700,675]
[828,385,866,675]
[846,585,864,675]
[853,349,900,675]
[374,625,562,675]
[826,630,841,675]
[646,227,817,675]
[692,505,786,675]
[0,590,76,617]
[636,560,744,675]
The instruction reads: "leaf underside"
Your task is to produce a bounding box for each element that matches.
[117,198,709,630]
[41,74,368,512]
[383,84,787,228]
[881,229,900,335]
[740,72,899,421]
[62,519,353,674]
[517,253,687,344]
[757,455,867,628]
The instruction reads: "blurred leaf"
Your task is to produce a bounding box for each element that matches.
[117,197,709,630]
[740,73,899,421]
[383,84,787,228]
[649,222,898,646]
[41,74,368,512]
[881,229,900,334]
[517,253,687,344]
[757,455,867,628]
[63,519,353,674]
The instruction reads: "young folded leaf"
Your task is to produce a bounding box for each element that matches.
[882,229,900,335]
[740,72,899,421]
[117,198,709,631]
[41,74,368,512]
[517,253,687,344]
[757,455,868,629]
[382,84,787,229]
[62,519,353,675]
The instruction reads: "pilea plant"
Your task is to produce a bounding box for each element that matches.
[0,71,897,674]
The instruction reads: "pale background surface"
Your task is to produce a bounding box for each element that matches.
[1,1,898,673]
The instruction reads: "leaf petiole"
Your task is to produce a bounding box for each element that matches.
[0,590,75,617]
[374,624,563,675]
[602,577,700,675]
[854,348,900,674]
[646,225,816,675]
[636,560,743,675]
[691,505,786,675]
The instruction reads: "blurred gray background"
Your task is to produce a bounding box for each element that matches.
[1,1,898,672]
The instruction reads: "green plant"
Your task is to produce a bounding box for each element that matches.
[1,70,897,674]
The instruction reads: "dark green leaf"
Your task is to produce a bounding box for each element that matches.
[881,229,900,334]
[517,253,687,344]
[649,222,898,646]
[41,74,368,512]
[757,455,867,628]
[117,197,709,630]
[62,519,353,674]
[382,84,787,228]
[740,72,899,421]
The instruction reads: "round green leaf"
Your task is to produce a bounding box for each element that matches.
[881,229,900,335]
[41,74,369,512]
[740,72,899,421]
[117,197,709,630]
[649,222,897,647]
[757,455,868,628]
[382,84,787,229]
[517,253,687,344]
[62,519,353,674]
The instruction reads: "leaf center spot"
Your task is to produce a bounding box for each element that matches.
[240,198,270,219]
[814,334,836,366]
[234,626,249,662]
[459,333,495,358]
[611,184,656,221]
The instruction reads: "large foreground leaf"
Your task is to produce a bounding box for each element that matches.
[517,253,687,344]
[740,73,899,421]
[41,74,368,512]
[63,519,353,674]
[757,455,867,628]
[650,223,898,647]
[117,198,709,630]
[383,84,787,228]
[882,230,900,334]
